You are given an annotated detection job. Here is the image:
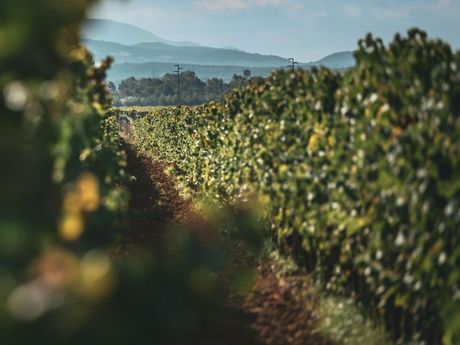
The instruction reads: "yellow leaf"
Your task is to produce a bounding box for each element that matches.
[308,134,319,152]
[328,135,336,147]
[77,173,100,212]
[278,164,289,175]
[59,212,84,242]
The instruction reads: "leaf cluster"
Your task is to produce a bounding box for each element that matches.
[129,29,460,344]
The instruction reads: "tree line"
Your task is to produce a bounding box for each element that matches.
[110,70,262,106]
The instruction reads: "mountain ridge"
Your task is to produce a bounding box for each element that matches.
[84,39,291,67]
[304,51,355,69]
[84,19,200,47]
[83,19,355,84]
[84,19,355,69]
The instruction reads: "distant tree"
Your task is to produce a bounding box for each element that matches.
[227,74,247,90]
[243,69,251,79]
[107,81,117,94]
[206,78,225,101]
[112,71,256,106]
[251,76,265,84]
[181,71,206,99]
[118,77,138,97]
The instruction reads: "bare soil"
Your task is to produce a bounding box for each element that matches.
[116,140,332,345]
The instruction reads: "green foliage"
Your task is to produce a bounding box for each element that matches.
[129,29,460,344]
[0,1,266,344]
[0,0,127,255]
[0,0,135,340]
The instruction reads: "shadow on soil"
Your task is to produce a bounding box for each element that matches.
[115,138,332,345]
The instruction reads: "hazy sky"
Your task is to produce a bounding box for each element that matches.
[90,0,460,61]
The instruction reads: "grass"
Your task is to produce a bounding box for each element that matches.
[267,248,392,345]
[317,294,390,345]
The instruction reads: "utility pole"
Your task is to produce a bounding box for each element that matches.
[173,64,183,105]
[287,58,298,70]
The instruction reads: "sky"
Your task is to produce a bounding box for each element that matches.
[90,0,460,61]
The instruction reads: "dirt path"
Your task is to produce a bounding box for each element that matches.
[117,139,332,345]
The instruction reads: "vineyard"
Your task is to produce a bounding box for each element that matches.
[127,30,460,344]
[0,1,264,344]
[1,0,460,344]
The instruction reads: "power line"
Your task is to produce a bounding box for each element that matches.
[287,58,298,70]
[173,64,183,105]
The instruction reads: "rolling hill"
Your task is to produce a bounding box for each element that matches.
[303,51,355,69]
[84,39,290,67]
[83,19,199,47]
[83,19,355,84]
[105,52,355,85]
